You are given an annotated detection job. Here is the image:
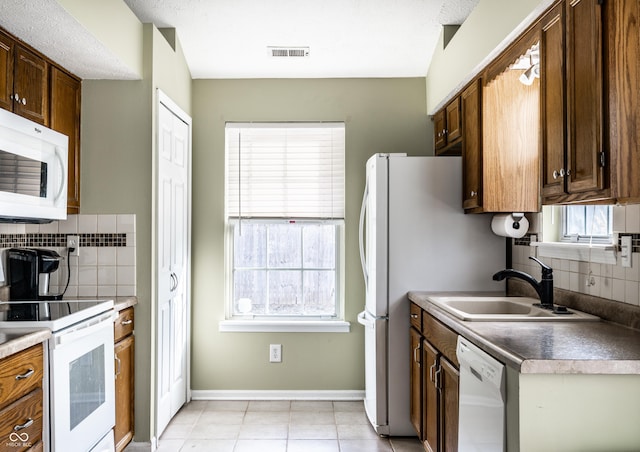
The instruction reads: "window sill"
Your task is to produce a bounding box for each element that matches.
[531,241,617,264]
[218,319,351,333]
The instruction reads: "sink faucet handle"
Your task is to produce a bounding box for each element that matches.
[529,256,552,277]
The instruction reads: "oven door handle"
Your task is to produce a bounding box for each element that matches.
[54,318,112,347]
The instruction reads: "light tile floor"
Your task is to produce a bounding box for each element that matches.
[151,400,423,451]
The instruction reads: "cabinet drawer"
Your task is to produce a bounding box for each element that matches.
[0,345,43,408]
[114,307,134,342]
[0,388,43,452]
[422,312,459,368]
[410,303,422,330]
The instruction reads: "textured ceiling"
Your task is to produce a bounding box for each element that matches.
[0,0,479,80]
[0,0,140,80]
[124,0,480,79]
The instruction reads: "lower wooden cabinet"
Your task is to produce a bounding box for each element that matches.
[0,344,45,452]
[410,303,460,452]
[114,307,135,452]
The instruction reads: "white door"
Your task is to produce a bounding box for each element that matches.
[156,93,191,436]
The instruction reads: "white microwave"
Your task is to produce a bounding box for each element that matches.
[0,108,68,223]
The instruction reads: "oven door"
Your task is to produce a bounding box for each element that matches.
[49,314,115,452]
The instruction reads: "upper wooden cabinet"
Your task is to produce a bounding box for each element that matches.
[461,79,483,211]
[607,0,640,203]
[434,96,462,155]
[0,26,81,213]
[481,28,541,213]
[0,29,48,125]
[50,67,81,214]
[541,0,608,204]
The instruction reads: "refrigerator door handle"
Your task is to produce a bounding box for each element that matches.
[359,179,369,289]
[357,311,374,328]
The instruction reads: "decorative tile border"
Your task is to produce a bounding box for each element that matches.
[0,233,127,248]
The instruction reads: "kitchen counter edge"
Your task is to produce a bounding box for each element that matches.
[408,291,640,375]
[0,328,51,360]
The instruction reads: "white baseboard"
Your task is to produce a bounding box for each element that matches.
[190,389,365,401]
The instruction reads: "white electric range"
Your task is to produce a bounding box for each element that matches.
[0,299,116,452]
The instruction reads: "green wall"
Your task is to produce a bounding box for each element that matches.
[80,24,191,442]
[190,78,431,391]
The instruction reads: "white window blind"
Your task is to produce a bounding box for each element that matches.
[226,122,345,219]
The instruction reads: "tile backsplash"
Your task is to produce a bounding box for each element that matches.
[513,205,640,307]
[0,214,136,298]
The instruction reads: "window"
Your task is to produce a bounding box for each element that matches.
[562,205,613,243]
[224,123,345,324]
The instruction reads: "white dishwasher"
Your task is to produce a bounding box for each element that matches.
[456,336,506,452]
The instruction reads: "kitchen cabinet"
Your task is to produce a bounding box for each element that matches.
[0,26,82,213]
[481,27,541,213]
[607,0,640,203]
[0,29,48,125]
[410,303,459,452]
[50,66,81,214]
[114,306,135,452]
[434,97,462,155]
[461,79,483,211]
[0,344,45,452]
[541,0,608,204]
[409,303,422,437]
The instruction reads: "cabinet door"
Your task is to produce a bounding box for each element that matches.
[13,46,48,125]
[433,109,446,150]
[541,3,567,199]
[410,327,422,438]
[461,79,482,210]
[50,67,81,213]
[422,340,439,452]
[115,335,135,452]
[445,97,461,143]
[440,358,459,452]
[566,0,605,194]
[0,31,13,112]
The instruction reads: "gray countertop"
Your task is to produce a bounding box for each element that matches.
[0,328,50,360]
[0,296,137,361]
[408,291,640,374]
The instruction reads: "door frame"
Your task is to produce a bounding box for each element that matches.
[153,89,192,441]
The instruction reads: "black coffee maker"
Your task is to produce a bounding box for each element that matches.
[7,248,62,321]
[7,248,63,301]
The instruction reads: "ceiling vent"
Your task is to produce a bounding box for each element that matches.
[268,46,310,58]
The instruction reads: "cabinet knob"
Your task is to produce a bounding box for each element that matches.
[470,190,477,197]
[410,313,418,319]
[560,168,566,177]
[21,97,26,105]
[13,93,19,102]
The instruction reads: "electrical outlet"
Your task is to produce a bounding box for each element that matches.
[67,235,80,257]
[270,344,282,363]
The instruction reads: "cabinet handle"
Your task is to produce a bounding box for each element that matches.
[470,190,477,197]
[15,369,34,380]
[413,345,420,367]
[13,418,33,431]
[115,355,121,377]
[121,319,133,325]
[429,362,437,382]
[410,313,418,319]
[434,368,442,390]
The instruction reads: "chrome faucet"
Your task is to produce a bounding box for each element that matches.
[492,256,554,310]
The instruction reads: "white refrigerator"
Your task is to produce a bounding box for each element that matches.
[357,153,506,436]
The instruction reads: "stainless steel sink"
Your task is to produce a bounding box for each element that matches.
[426,296,599,321]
